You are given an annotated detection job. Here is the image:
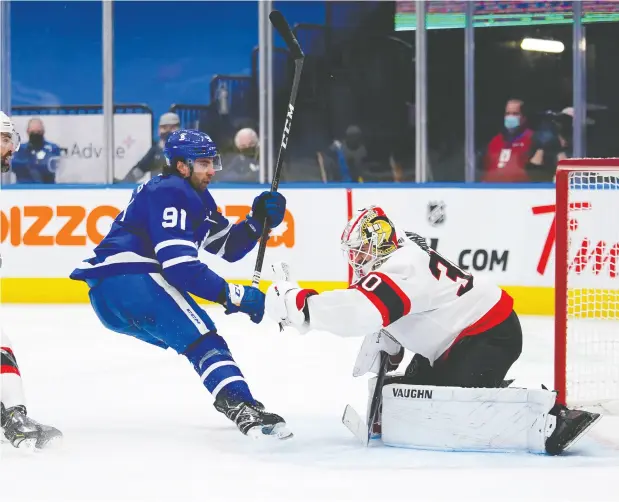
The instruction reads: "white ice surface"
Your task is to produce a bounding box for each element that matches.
[1,306,618,502]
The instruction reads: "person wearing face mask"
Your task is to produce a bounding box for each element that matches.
[11,117,62,184]
[117,112,181,183]
[215,127,260,183]
[482,99,535,183]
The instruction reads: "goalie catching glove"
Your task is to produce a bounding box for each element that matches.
[265,281,317,334]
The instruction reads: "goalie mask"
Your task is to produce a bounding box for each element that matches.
[341,206,401,278]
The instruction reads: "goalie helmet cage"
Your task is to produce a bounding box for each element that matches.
[555,158,619,412]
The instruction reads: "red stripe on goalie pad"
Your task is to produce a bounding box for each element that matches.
[1,364,21,376]
[1,346,15,357]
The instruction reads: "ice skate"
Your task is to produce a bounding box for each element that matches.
[545,404,601,455]
[1,403,63,450]
[214,396,293,440]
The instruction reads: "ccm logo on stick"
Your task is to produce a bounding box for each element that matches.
[0,205,120,246]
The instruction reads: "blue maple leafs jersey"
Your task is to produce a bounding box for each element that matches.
[70,175,262,302]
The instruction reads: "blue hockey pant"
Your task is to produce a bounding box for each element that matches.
[86,273,255,403]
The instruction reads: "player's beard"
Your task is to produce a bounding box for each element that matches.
[1,152,10,173]
[201,174,213,190]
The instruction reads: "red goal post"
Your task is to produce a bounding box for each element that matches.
[555,158,619,412]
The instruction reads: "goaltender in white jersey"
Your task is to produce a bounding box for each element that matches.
[266,205,601,455]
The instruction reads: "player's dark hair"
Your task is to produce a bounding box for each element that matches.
[163,157,184,176]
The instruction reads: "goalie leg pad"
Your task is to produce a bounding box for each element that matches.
[381,383,557,454]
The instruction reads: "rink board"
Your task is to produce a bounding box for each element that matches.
[1,183,617,316]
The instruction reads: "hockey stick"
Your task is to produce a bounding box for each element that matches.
[342,351,389,446]
[251,10,305,287]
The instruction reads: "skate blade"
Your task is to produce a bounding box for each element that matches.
[1,429,36,451]
[37,434,63,451]
[562,413,603,453]
[247,422,293,440]
[16,437,38,451]
[270,422,294,440]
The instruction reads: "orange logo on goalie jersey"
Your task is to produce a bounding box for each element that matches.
[0,205,121,246]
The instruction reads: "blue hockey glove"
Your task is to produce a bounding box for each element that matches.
[223,283,265,324]
[251,191,286,229]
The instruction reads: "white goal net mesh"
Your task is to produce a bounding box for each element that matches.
[565,170,619,411]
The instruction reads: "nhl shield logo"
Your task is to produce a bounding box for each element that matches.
[427,201,446,227]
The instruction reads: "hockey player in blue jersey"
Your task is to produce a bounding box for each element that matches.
[70,129,291,439]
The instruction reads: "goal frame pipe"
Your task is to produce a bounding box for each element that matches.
[554,159,619,406]
[554,167,569,406]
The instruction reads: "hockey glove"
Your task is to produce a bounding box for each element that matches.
[265,281,317,334]
[251,191,286,229]
[223,283,265,324]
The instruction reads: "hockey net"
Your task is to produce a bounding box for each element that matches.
[555,159,619,413]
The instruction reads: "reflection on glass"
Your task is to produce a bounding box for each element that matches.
[585,23,619,159]
[10,1,102,184]
[474,23,572,183]
[8,1,618,185]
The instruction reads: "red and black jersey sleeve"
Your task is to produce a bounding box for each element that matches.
[350,272,411,327]
[1,345,20,376]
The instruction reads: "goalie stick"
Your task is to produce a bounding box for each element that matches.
[251,10,305,287]
[342,351,389,446]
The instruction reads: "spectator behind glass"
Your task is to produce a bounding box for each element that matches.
[318,125,394,182]
[482,99,534,183]
[526,107,581,182]
[117,112,180,183]
[215,127,260,183]
[11,118,61,184]
[331,125,368,182]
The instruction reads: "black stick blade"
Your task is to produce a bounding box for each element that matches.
[269,10,304,60]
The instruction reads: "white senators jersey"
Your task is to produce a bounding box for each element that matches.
[306,241,514,363]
